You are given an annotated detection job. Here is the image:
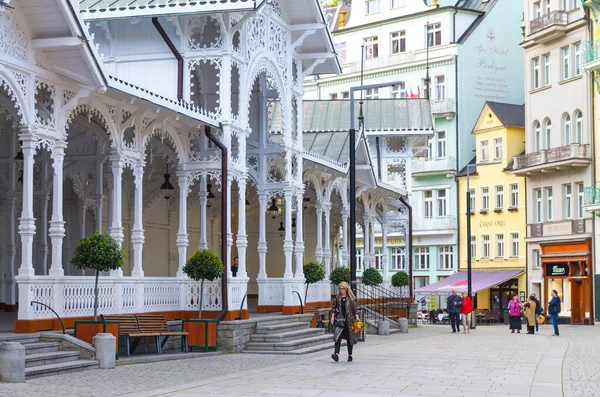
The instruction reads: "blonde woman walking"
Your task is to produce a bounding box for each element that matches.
[330,281,359,362]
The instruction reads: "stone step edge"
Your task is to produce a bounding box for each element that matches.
[245,334,332,348]
[25,351,80,362]
[242,341,346,355]
[254,322,311,332]
[23,342,60,350]
[25,360,100,376]
[253,328,325,341]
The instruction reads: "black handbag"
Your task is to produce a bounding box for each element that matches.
[333,319,346,328]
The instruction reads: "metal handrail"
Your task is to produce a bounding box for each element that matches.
[235,293,248,321]
[292,290,304,314]
[30,301,65,335]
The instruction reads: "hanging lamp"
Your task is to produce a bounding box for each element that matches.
[160,157,175,200]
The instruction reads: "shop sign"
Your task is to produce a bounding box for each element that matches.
[543,221,572,237]
[546,263,569,277]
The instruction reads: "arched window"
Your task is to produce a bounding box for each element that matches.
[544,119,552,150]
[574,110,583,143]
[563,113,571,145]
[534,121,541,152]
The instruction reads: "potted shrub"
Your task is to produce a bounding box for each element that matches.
[362,267,383,286]
[182,249,224,352]
[391,271,410,318]
[303,261,325,308]
[329,266,350,287]
[71,232,125,347]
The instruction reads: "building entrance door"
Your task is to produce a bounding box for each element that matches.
[570,279,584,324]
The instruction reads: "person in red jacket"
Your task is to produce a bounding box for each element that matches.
[460,291,473,333]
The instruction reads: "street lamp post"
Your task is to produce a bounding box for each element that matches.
[465,161,500,327]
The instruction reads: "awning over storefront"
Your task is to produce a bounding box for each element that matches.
[414,271,523,296]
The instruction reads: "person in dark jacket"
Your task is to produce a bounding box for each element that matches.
[548,289,561,336]
[531,293,542,333]
[447,290,462,333]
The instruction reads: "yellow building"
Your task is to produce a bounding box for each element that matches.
[457,102,527,312]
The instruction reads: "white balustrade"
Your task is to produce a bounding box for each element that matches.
[258,278,286,306]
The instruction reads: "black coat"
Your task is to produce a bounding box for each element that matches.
[447,294,462,314]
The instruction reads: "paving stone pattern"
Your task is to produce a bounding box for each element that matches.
[0,324,598,397]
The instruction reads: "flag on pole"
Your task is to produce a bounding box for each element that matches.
[409,87,418,98]
[418,85,421,98]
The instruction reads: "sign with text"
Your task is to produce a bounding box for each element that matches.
[543,221,572,237]
[546,263,569,277]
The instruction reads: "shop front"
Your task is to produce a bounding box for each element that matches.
[540,239,594,325]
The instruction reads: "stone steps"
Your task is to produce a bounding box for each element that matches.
[245,333,332,352]
[23,342,61,355]
[253,322,311,335]
[250,327,324,343]
[25,360,99,379]
[25,351,81,368]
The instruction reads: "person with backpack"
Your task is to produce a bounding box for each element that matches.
[531,293,542,333]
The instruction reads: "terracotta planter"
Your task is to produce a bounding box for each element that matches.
[182,319,218,352]
[74,320,120,359]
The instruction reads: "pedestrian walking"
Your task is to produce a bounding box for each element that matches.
[548,289,561,336]
[330,281,359,362]
[531,293,542,332]
[524,296,537,334]
[508,294,522,334]
[447,289,462,333]
[460,291,473,333]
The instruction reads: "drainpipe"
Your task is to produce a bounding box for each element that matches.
[152,17,183,101]
[375,137,382,180]
[205,125,229,321]
[452,7,458,43]
[399,196,413,300]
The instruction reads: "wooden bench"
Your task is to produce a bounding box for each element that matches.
[135,315,189,354]
[101,314,160,357]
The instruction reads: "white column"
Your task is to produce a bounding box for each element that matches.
[257,193,267,279]
[225,175,233,277]
[176,170,189,278]
[382,221,389,280]
[341,210,349,268]
[198,174,208,250]
[40,194,49,275]
[18,133,36,277]
[315,202,323,263]
[78,200,86,275]
[131,163,145,278]
[370,220,375,270]
[109,156,124,246]
[283,190,294,278]
[236,176,248,278]
[323,204,331,278]
[363,216,370,270]
[95,159,104,233]
[294,194,305,279]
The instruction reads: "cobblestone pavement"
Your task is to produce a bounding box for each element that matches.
[0,323,598,397]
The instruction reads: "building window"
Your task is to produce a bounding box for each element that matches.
[509,183,519,208]
[533,57,540,89]
[577,182,584,219]
[437,189,447,217]
[374,248,382,270]
[544,119,552,149]
[470,236,476,258]
[424,191,433,218]
[480,140,489,161]
[494,137,503,159]
[535,189,542,223]
[545,0,550,13]
[495,185,504,209]
[426,23,442,47]
[495,234,505,258]
[337,42,347,64]
[341,91,350,99]
[560,0,567,10]
[574,42,582,76]
[564,184,572,219]
[510,233,520,257]
[329,93,338,100]
[562,47,570,80]
[435,75,446,100]
[563,113,571,145]
[469,188,476,212]
[534,1,541,17]
[482,235,490,259]
[363,36,379,59]
[574,110,583,143]
[414,247,430,270]
[436,130,447,159]
[390,0,405,8]
[534,121,541,151]
[357,249,363,271]
[391,31,406,54]
[365,87,379,99]
[544,54,551,86]
[481,187,490,211]
[391,82,406,98]
[439,246,453,270]
[545,187,553,221]
[532,249,541,269]
[391,247,405,270]
[365,0,380,15]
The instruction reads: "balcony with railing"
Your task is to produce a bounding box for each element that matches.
[584,182,600,212]
[529,10,567,36]
[583,40,600,71]
[431,98,456,117]
[412,156,456,176]
[512,143,591,175]
[414,216,457,233]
